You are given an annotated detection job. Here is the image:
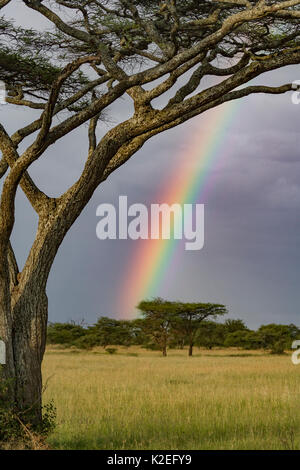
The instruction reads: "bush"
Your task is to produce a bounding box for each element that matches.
[270,340,286,355]
[47,323,86,346]
[73,334,100,350]
[0,368,56,449]
[41,400,57,436]
[0,376,22,443]
[224,330,262,349]
[105,347,117,355]
[258,324,298,352]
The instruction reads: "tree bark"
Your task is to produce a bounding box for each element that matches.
[0,243,16,398]
[188,343,193,357]
[0,271,48,426]
[11,289,48,424]
[162,345,167,357]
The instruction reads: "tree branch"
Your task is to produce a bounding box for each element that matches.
[0,0,11,9]
[0,124,49,215]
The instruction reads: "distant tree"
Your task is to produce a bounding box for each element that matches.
[47,322,86,346]
[47,316,150,349]
[169,328,187,350]
[195,321,226,350]
[176,302,228,356]
[257,324,300,354]
[137,299,178,356]
[222,318,251,348]
[223,324,300,352]
[138,298,227,356]
[72,332,100,350]
[46,318,300,354]
[269,339,286,355]
[286,324,300,340]
[89,317,124,348]
[130,319,151,346]
[224,330,262,349]
[224,319,248,333]
[109,320,134,346]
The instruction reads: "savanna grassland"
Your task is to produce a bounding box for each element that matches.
[43,347,300,450]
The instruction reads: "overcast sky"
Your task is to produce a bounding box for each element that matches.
[1,2,300,329]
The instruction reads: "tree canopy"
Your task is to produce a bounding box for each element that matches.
[46,315,300,356]
[137,298,227,355]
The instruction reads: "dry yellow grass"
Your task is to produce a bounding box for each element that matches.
[43,347,300,450]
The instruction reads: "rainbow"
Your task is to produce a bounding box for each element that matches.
[117,100,240,318]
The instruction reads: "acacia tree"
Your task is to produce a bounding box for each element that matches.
[137,298,178,356]
[172,302,227,356]
[139,299,227,356]
[0,0,300,424]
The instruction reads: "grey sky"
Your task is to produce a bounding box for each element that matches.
[1,2,300,329]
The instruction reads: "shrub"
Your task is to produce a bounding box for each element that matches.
[73,334,100,350]
[0,368,56,449]
[224,330,262,349]
[105,347,117,355]
[258,324,298,352]
[270,340,286,355]
[0,376,21,443]
[47,322,86,346]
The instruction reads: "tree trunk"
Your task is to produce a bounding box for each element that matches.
[0,305,15,397]
[11,289,48,425]
[0,245,16,398]
[0,283,48,427]
[162,345,167,357]
[188,343,193,356]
